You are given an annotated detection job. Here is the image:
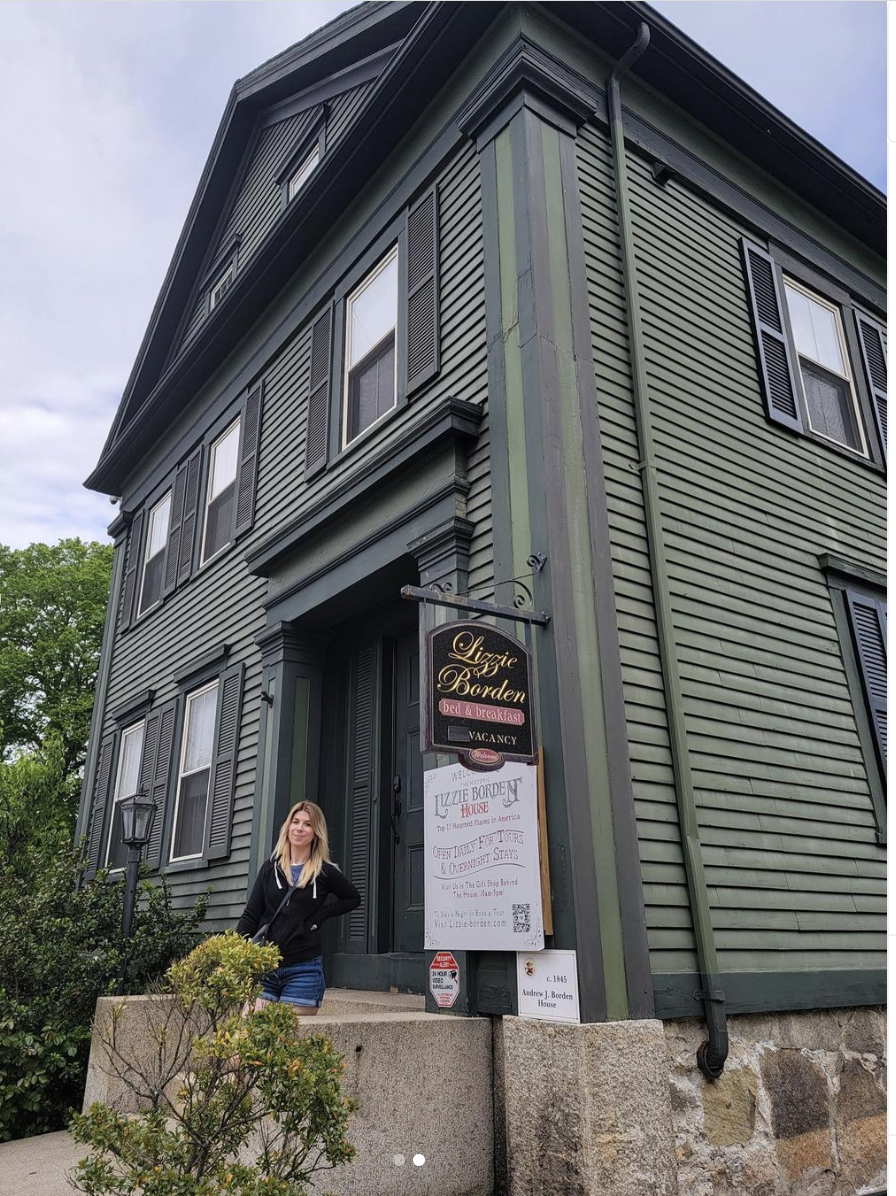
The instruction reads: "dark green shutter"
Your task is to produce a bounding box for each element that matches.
[305,306,332,479]
[855,312,887,458]
[205,663,244,860]
[141,700,178,869]
[84,733,117,879]
[345,645,376,949]
[741,240,803,433]
[234,383,263,537]
[177,448,203,583]
[405,187,440,395]
[163,462,188,597]
[847,592,887,775]
[120,511,144,630]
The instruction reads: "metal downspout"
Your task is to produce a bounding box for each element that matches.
[606,22,728,1079]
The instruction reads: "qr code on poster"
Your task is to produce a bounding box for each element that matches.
[512,903,531,934]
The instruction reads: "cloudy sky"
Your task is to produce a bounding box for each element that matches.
[0,1,885,550]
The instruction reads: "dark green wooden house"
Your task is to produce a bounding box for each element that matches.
[78,0,885,1098]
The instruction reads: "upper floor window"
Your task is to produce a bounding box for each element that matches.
[138,491,172,615]
[343,247,398,445]
[170,681,218,862]
[105,721,146,870]
[741,239,886,467]
[287,146,320,201]
[209,265,234,311]
[783,280,866,456]
[201,419,240,564]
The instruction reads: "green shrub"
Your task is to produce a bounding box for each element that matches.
[0,846,207,1141]
[71,933,359,1196]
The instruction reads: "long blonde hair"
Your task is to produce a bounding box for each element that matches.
[271,801,330,888]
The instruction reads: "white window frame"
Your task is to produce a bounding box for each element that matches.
[287,145,320,201]
[784,277,868,458]
[105,721,146,871]
[138,491,172,616]
[209,264,234,311]
[342,246,399,449]
[200,418,241,567]
[169,680,219,864]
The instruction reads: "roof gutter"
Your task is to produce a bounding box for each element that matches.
[607,21,728,1080]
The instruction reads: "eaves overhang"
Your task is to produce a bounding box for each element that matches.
[568,2,885,252]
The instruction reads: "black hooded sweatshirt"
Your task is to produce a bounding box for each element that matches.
[236,858,361,966]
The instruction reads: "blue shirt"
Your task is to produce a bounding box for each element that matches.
[290,863,303,884]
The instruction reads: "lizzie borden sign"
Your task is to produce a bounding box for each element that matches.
[426,621,536,769]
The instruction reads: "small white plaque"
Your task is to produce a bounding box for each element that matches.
[516,949,580,1023]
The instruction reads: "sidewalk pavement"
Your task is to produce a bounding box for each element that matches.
[0,1130,82,1196]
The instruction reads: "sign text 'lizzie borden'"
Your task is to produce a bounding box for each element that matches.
[426,621,536,768]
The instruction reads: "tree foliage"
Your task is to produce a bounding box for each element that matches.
[0,847,207,1142]
[71,933,358,1196]
[0,539,113,776]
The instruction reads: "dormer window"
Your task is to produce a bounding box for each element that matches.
[209,264,234,311]
[287,146,320,201]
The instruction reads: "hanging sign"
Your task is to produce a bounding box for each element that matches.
[425,621,536,770]
[429,951,461,1008]
[424,760,544,951]
[516,949,581,1023]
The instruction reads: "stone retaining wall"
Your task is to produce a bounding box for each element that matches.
[665,1007,886,1195]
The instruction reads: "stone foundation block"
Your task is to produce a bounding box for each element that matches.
[497,1016,677,1196]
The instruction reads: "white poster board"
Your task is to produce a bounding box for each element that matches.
[424,760,544,951]
[516,949,581,1023]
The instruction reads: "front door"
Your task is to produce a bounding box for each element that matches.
[391,629,424,953]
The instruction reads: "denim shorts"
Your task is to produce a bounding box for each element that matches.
[260,957,326,1007]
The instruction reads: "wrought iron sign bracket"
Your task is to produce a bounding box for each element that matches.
[400,586,550,627]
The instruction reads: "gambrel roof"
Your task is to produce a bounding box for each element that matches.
[87,0,885,495]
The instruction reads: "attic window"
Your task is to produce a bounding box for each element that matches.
[287,146,320,201]
[209,265,234,311]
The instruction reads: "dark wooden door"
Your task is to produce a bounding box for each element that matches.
[391,629,424,952]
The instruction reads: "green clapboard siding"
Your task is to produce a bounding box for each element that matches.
[96,138,491,933]
[178,82,377,354]
[576,125,696,974]
[257,139,490,559]
[101,545,267,930]
[577,120,886,979]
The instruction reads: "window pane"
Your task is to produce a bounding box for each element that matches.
[118,724,145,798]
[785,284,844,374]
[348,254,398,369]
[107,723,145,868]
[211,269,233,309]
[210,423,240,500]
[172,769,210,858]
[348,338,395,441]
[146,494,171,559]
[288,147,319,200]
[183,685,218,773]
[140,551,165,613]
[204,485,235,560]
[801,359,862,452]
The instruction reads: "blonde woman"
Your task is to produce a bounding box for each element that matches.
[237,801,360,1016]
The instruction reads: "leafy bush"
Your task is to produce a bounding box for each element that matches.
[71,933,358,1196]
[0,846,207,1141]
